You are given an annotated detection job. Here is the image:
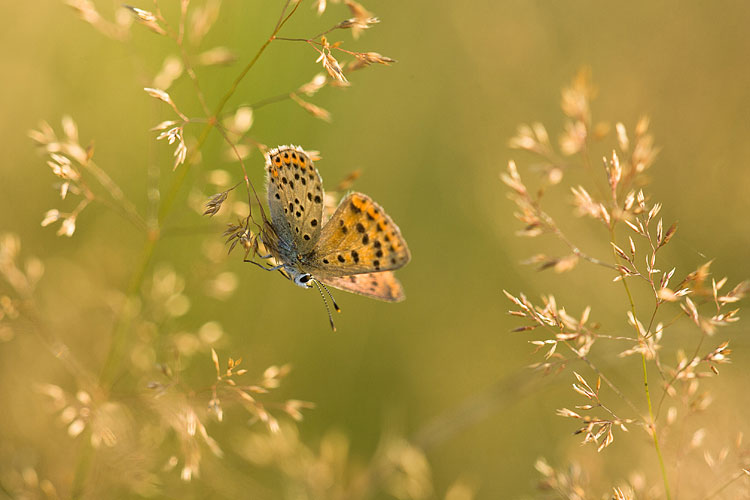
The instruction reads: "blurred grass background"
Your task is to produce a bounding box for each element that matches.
[2,0,750,498]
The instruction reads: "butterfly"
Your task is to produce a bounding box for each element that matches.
[248,145,410,325]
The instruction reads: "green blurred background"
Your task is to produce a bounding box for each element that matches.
[2,0,750,498]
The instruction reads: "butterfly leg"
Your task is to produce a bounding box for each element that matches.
[243,258,284,272]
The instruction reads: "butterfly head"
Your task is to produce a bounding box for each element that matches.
[291,270,313,289]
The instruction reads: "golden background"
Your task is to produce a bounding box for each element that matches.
[1,1,749,498]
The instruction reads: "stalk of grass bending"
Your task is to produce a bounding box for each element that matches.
[101,0,300,392]
[72,7,301,497]
[703,470,748,499]
[609,227,672,500]
[71,123,213,500]
[640,349,670,495]
[155,0,301,224]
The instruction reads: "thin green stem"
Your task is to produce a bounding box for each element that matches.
[71,428,94,498]
[85,160,145,228]
[641,351,670,498]
[610,226,672,500]
[642,304,669,381]
[103,0,299,391]
[98,232,158,386]
[158,0,301,223]
[72,4,303,496]
[655,333,705,419]
[534,209,617,270]
[563,341,641,417]
[0,479,13,497]
[703,470,748,499]
[250,91,294,110]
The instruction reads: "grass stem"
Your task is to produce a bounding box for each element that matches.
[71,4,302,495]
[610,226,672,500]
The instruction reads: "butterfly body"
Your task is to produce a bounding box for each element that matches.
[260,145,410,301]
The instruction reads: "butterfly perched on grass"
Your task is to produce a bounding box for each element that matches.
[220,145,410,328]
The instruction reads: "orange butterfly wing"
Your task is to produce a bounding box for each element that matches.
[305,193,411,278]
[319,271,405,302]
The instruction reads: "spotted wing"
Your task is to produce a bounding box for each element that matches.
[265,145,325,255]
[306,192,411,278]
[319,271,405,302]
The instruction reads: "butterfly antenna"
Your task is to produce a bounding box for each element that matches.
[312,280,337,331]
[319,282,341,313]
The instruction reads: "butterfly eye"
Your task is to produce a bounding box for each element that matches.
[292,273,313,289]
